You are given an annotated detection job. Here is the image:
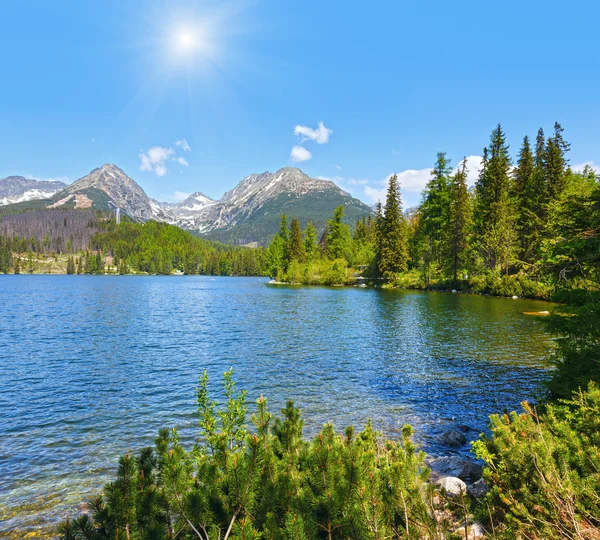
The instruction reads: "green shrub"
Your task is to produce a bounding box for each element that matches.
[546,292,600,399]
[474,383,600,539]
[59,370,442,540]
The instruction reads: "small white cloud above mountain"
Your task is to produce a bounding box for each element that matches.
[290,145,312,162]
[140,146,174,177]
[294,121,332,144]
[176,139,192,152]
[140,139,193,176]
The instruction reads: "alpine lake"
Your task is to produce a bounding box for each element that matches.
[0,275,555,537]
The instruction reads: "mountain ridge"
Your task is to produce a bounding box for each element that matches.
[0,165,373,245]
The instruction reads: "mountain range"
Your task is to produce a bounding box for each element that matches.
[0,164,373,245]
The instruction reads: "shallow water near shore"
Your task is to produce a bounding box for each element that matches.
[0,275,554,537]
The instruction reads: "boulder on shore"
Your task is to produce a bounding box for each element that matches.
[454,521,486,539]
[467,478,489,498]
[436,476,467,498]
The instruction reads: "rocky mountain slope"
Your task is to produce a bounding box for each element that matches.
[1,165,373,245]
[0,176,67,206]
[182,167,373,244]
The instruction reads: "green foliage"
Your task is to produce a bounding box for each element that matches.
[91,220,265,276]
[59,371,442,540]
[303,221,317,260]
[376,174,409,279]
[474,384,600,539]
[325,205,352,261]
[265,233,285,278]
[445,158,472,284]
[419,152,452,278]
[474,124,517,274]
[288,217,306,263]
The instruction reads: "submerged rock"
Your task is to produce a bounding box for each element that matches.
[428,456,483,482]
[436,476,467,498]
[437,428,467,447]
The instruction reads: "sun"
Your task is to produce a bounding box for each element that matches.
[176,29,196,51]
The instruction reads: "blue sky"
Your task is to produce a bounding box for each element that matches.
[1,0,598,207]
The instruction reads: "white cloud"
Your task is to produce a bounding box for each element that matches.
[140,146,174,177]
[176,156,189,167]
[294,121,332,144]
[359,155,485,207]
[290,145,312,162]
[176,139,191,152]
[364,186,387,204]
[336,164,342,171]
[572,160,599,173]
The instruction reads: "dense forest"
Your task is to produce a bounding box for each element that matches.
[0,210,266,276]
[267,122,598,299]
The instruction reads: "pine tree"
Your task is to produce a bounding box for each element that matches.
[474,124,516,273]
[265,234,285,278]
[76,257,83,275]
[420,152,452,275]
[14,257,20,275]
[304,221,317,260]
[326,206,352,260]
[279,214,290,266]
[377,175,409,279]
[288,217,306,263]
[512,135,542,265]
[445,158,472,284]
[372,202,384,278]
[544,122,570,202]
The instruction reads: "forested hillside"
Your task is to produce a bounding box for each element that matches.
[0,209,266,276]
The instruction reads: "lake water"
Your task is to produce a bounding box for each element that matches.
[0,275,554,537]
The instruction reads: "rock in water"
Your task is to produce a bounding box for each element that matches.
[436,476,467,498]
[437,428,467,447]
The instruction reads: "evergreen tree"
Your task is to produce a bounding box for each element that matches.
[445,158,472,283]
[377,175,409,279]
[544,122,570,202]
[420,152,452,276]
[303,221,317,260]
[325,206,352,260]
[474,124,516,273]
[513,135,542,265]
[265,234,285,278]
[279,214,289,265]
[76,257,83,275]
[14,257,20,275]
[66,257,75,274]
[372,202,384,278]
[287,217,306,263]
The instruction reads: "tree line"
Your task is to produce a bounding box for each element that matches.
[0,212,267,276]
[267,122,598,298]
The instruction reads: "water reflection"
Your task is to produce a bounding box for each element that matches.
[0,276,553,537]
